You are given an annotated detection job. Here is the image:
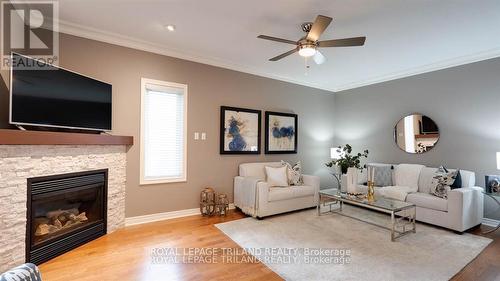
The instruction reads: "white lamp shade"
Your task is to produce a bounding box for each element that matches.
[497,152,500,170]
[331,148,342,159]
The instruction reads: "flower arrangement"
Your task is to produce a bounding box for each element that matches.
[325,144,369,174]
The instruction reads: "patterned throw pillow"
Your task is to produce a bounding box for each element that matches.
[281,160,303,186]
[430,166,458,199]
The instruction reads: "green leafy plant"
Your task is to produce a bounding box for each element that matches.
[326,144,369,174]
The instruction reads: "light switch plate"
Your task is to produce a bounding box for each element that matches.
[194,132,199,140]
[201,133,206,140]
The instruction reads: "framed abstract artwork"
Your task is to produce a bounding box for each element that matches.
[220,106,261,154]
[265,111,298,154]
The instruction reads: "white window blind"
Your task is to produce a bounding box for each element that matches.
[141,79,187,184]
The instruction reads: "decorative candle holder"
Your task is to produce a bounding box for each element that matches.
[216,193,229,216]
[200,187,216,216]
[367,181,375,202]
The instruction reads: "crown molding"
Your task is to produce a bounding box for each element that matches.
[58,19,500,94]
[57,19,335,93]
[333,47,500,92]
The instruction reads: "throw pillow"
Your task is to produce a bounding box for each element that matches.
[281,160,303,186]
[265,166,289,187]
[430,166,458,198]
[450,170,462,189]
[366,163,393,187]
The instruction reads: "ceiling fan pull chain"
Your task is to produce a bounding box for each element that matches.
[304,57,310,76]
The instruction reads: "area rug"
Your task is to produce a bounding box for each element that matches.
[215,206,492,281]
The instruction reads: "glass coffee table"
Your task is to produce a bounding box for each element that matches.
[318,189,416,241]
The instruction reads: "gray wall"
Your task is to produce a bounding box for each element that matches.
[334,57,500,220]
[0,33,336,217]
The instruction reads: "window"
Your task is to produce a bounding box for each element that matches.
[140,78,187,184]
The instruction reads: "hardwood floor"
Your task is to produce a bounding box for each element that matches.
[39,210,500,281]
[39,211,280,281]
[451,225,500,281]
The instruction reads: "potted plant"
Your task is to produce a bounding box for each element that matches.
[326,144,369,174]
[326,144,369,193]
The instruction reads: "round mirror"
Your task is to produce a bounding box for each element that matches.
[394,114,439,154]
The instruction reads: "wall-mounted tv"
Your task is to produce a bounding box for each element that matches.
[10,53,112,131]
[421,115,438,134]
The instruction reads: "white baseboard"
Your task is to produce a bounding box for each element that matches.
[482,218,500,228]
[125,203,236,226]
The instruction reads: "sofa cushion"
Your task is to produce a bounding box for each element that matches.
[239,162,281,180]
[419,167,475,192]
[281,160,303,186]
[418,167,437,193]
[450,170,462,189]
[366,163,393,186]
[430,166,458,199]
[268,187,295,201]
[406,192,448,212]
[292,185,316,198]
[268,185,315,202]
[394,164,424,192]
[0,263,41,281]
[265,166,288,187]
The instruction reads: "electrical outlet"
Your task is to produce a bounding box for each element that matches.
[194,132,199,140]
[201,133,206,140]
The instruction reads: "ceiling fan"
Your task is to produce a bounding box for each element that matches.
[257,15,366,65]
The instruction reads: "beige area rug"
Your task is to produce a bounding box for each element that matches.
[215,205,491,281]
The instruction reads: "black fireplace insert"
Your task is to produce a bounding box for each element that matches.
[26,169,108,264]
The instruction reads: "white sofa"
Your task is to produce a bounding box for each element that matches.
[356,165,484,232]
[234,162,320,218]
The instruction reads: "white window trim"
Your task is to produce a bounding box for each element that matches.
[140,78,188,185]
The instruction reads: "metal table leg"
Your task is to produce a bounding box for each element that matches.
[317,194,321,216]
[391,211,395,242]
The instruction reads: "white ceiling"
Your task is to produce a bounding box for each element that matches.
[54,0,500,92]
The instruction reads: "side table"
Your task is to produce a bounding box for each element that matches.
[483,192,500,234]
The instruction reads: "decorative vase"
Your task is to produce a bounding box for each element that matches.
[346,167,358,194]
[340,174,348,192]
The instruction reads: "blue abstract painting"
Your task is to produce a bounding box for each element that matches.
[223,109,259,152]
[266,113,297,153]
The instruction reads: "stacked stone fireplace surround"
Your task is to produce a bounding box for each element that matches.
[0,145,127,271]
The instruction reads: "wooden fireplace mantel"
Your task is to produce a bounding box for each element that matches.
[0,129,133,145]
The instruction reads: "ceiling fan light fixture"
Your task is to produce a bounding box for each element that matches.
[298,45,316,57]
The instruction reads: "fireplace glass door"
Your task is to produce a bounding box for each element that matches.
[31,185,103,246]
[27,170,107,264]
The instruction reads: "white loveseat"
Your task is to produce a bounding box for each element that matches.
[234,162,320,218]
[356,165,484,232]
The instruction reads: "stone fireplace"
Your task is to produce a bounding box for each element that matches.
[0,144,127,272]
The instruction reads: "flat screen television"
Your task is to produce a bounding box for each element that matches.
[421,115,438,134]
[10,53,112,131]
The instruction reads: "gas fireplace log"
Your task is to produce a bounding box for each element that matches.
[46,208,79,219]
[34,211,89,236]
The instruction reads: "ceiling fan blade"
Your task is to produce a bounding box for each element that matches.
[313,51,326,65]
[257,35,297,45]
[269,48,298,61]
[318,37,366,47]
[306,15,333,42]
